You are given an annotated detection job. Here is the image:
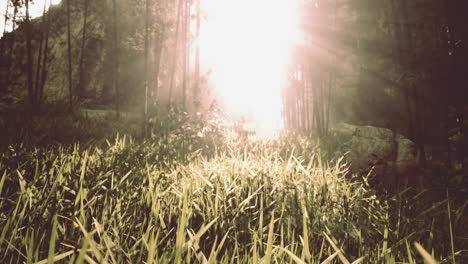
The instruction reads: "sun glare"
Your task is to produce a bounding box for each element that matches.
[200,0,301,138]
[0,0,62,35]
[28,0,62,17]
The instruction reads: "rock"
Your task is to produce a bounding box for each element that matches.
[328,123,420,188]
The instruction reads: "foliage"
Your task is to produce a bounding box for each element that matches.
[0,126,466,263]
[0,102,221,147]
[0,103,135,146]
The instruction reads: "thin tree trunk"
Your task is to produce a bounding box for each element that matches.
[1,0,10,92]
[390,0,415,141]
[182,0,189,108]
[326,0,338,133]
[111,0,120,119]
[399,0,426,168]
[304,69,307,130]
[25,0,35,106]
[0,0,8,58]
[78,0,89,101]
[193,0,201,110]
[33,0,48,105]
[143,0,151,136]
[39,10,50,103]
[442,0,458,172]
[400,0,422,147]
[4,4,17,92]
[318,77,325,135]
[168,0,183,103]
[151,0,163,102]
[2,0,7,35]
[153,27,164,102]
[67,0,73,110]
[326,72,333,133]
[304,63,311,130]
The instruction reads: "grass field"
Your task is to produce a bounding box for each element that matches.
[0,109,466,263]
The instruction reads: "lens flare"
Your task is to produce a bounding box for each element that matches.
[200,0,301,137]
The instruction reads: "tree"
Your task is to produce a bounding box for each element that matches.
[66,0,73,110]
[32,0,51,106]
[143,0,151,136]
[192,0,200,111]
[168,0,183,103]
[111,0,120,119]
[284,0,336,135]
[442,0,468,171]
[5,0,18,91]
[0,0,9,54]
[24,0,35,106]
[181,0,189,108]
[38,6,50,103]
[1,0,12,92]
[77,0,90,101]
[152,0,165,106]
[152,15,164,106]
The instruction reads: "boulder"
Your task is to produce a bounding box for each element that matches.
[328,123,421,188]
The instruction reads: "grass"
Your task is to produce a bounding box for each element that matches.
[0,108,467,263]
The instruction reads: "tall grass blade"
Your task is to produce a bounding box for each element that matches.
[446,189,456,264]
[0,170,6,195]
[414,242,437,264]
[47,214,58,264]
[321,251,339,264]
[323,232,350,264]
[264,210,275,264]
[34,250,75,264]
[274,246,306,264]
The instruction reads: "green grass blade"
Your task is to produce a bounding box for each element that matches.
[414,242,437,264]
[47,214,58,264]
[323,232,350,264]
[264,210,276,264]
[34,250,75,264]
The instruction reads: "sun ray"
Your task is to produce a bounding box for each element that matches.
[199,0,302,138]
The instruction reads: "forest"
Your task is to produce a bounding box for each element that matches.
[0,0,467,263]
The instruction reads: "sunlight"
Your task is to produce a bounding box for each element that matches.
[0,0,62,36]
[27,0,61,18]
[200,0,302,138]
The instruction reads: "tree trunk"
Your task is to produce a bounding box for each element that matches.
[168,0,183,103]
[143,0,151,136]
[25,0,35,106]
[153,26,164,103]
[33,0,49,105]
[400,0,427,166]
[325,71,333,133]
[67,0,74,110]
[77,0,89,101]
[0,0,8,67]
[193,0,201,111]
[1,0,7,35]
[442,0,462,172]
[111,0,120,119]
[182,0,189,108]
[3,1,15,93]
[39,10,50,103]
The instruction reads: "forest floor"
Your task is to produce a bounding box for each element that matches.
[0,105,467,263]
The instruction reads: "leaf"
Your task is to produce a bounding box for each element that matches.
[414,242,437,264]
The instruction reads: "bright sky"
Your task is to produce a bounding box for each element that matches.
[200,0,302,136]
[0,0,61,37]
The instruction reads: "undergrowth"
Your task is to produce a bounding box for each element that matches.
[0,105,466,263]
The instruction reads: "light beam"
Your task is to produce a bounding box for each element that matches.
[200,0,302,138]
